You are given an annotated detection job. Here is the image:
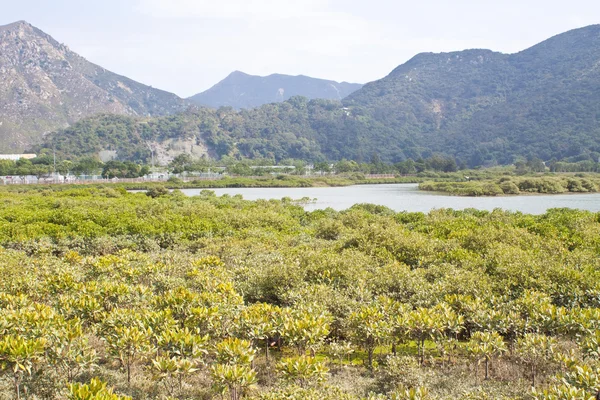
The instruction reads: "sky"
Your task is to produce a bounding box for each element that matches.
[1,0,599,97]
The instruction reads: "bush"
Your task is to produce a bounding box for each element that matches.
[517,178,566,194]
[373,356,430,393]
[315,219,345,240]
[581,179,598,192]
[481,183,503,196]
[499,181,520,194]
[146,186,169,198]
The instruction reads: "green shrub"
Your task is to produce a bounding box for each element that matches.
[499,181,520,194]
[373,356,429,393]
[481,183,503,196]
[146,186,169,198]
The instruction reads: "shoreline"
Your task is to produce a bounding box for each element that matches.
[3,174,600,198]
[0,176,421,191]
[418,188,600,198]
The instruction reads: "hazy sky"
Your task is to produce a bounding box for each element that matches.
[2,0,599,97]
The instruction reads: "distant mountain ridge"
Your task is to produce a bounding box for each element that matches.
[188,71,362,109]
[0,20,187,152]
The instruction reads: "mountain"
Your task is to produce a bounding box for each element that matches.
[0,21,187,153]
[341,24,600,165]
[37,25,600,167]
[188,71,362,109]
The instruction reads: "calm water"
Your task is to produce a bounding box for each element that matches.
[179,184,600,214]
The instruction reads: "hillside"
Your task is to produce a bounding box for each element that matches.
[37,25,600,166]
[342,24,600,165]
[188,71,362,109]
[34,100,334,163]
[0,21,187,153]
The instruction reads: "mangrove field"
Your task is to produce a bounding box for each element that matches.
[0,186,599,399]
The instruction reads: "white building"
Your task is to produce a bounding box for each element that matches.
[0,154,37,161]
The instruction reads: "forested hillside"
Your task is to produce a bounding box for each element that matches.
[36,25,600,166]
[36,97,363,163]
[34,100,332,163]
[342,24,600,165]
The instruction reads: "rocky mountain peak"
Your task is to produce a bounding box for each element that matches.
[0,21,186,153]
[0,20,32,32]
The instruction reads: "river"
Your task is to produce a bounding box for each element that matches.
[177,184,600,214]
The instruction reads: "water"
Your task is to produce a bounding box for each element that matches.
[178,184,600,214]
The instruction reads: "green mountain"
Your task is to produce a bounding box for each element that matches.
[341,24,600,165]
[38,24,600,166]
[34,100,338,164]
[0,21,187,153]
[188,71,362,110]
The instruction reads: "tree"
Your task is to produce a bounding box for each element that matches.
[395,159,416,175]
[527,157,546,173]
[349,303,391,369]
[281,308,331,356]
[466,331,507,380]
[402,305,462,365]
[31,164,51,179]
[514,333,557,387]
[334,159,359,173]
[169,153,193,174]
[515,160,528,175]
[0,335,47,399]
[151,326,208,394]
[277,355,329,388]
[69,378,132,400]
[103,325,152,385]
[72,157,103,176]
[150,356,199,396]
[57,160,74,176]
[532,363,600,400]
[579,329,600,361]
[239,303,281,364]
[328,341,354,371]
[313,161,331,174]
[211,338,257,400]
[48,319,97,383]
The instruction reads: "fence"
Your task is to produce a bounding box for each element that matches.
[0,174,225,185]
[1,173,401,185]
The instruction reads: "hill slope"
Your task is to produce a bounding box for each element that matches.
[38,25,600,166]
[342,24,600,165]
[0,21,187,153]
[188,71,362,109]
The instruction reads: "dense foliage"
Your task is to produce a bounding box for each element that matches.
[0,186,599,399]
[0,156,150,180]
[419,174,600,196]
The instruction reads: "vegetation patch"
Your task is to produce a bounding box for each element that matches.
[419,175,600,196]
[0,188,599,398]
